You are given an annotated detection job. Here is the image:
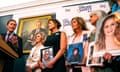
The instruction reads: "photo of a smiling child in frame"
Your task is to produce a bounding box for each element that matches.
[87,12,120,66]
[40,47,53,67]
[93,13,120,57]
[67,42,83,64]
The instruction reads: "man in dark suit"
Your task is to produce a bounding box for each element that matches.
[0,19,23,72]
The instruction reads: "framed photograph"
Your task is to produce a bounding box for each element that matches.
[40,46,53,67]
[87,56,103,66]
[91,12,120,59]
[17,15,52,53]
[86,42,103,66]
[67,42,83,64]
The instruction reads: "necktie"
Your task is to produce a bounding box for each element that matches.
[6,33,11,42]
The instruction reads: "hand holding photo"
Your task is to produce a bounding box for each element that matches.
[40,47,53,67]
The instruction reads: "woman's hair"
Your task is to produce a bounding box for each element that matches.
[113,11,120,24]
[71,17,88,30]
[115,25,120,36]
[95,14,115,51]
[113,12,120,40]
[48,19,61,29]
[32,32,46,45]
[73,48,79,54]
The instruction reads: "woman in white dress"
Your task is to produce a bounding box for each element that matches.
[26,32,46,72]
[67,17,90,72]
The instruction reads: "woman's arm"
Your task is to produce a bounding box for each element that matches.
[53,32,67,63]
[82,41,89,64]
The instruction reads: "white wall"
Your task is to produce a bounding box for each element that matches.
[0,0,103,33]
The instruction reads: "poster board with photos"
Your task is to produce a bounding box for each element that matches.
[87,12,120,66]
[40,46,53,67]
[67,42,83,64]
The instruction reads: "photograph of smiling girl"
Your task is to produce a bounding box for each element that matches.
[94,13,120,57]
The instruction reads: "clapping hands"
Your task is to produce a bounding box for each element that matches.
[10,36,18,45]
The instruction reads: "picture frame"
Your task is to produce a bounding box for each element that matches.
[17,15,52,54]
[40,46,53,67]
[94,11,120,55]
[67,42,83,64]
[86,42,103,66]
[87,56,103,66]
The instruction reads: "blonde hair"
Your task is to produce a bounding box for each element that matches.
[112,11,120,23]
[32,32,46,45]
[95,14,115,51]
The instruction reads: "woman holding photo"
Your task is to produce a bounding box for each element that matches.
[102,12,120,72]
[42,19,67,72]
[67,17,90,72]
[26,32,46,72]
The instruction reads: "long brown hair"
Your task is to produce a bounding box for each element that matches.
[95,14,115,51]
[71,17,88,30]
[48,19,61,29]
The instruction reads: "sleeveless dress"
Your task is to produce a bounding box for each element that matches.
[42,31,66,72]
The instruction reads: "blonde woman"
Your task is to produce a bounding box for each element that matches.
[68,17,90,72]
[26,32,46,72]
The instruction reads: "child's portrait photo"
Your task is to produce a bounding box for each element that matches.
[67,42,83,64]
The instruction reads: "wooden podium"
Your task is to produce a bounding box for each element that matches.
[0,35,19,72]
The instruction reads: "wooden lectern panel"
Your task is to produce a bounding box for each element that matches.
[0,35,19,59]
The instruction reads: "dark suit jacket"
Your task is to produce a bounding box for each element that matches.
[0,33,23,58]
[0,32,22,72]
